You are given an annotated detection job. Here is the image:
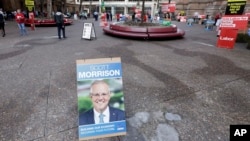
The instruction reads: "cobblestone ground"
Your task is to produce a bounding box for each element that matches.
[0,18,250,141]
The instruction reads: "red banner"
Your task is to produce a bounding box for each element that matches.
[245,12,250,20]
[217,28,238,49]
[161,2,176,13]
[29,12,35,30]
[168,3,176,13]
[220,15,248,30]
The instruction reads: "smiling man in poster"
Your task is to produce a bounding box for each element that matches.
[79,80,125,125]
[76,57,126,140]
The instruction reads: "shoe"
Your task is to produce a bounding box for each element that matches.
[2,34,5,37]
[63,37,66,39]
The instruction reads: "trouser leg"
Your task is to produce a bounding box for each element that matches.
[17,23,23,35]
[57,24,61,38]
[62,26,65,38]
[21,23,27,35]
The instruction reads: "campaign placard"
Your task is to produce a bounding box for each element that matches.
[76,57,126,140]
[82,23,96,40]
[161,2,176,13]
[225,0,246,15]
[220,15,249,30]
[217,28,238,49]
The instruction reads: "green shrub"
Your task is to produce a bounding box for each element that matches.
[247,40,250,50]
[78,96,92,113]
[236,33,250,43]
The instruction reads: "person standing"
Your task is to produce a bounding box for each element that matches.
[106,12,109,21]
[116,13,120,22]
[109,12,112,21]
[54,9,66,39]
[0,8,6,37]
[93,11,98,21]
[15,9,27,36]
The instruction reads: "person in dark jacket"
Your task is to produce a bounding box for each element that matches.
[54,9,66,39]
[0,8,6,37]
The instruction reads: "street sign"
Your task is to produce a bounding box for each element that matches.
[82,23,96,40]
[217,28,238,49]
[25,0,34,6]
[225,0,246,15]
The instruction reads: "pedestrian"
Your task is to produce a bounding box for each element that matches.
[54,8,66,39]
[94,11,98,21]
[110,12,112,21]
[216,17,222,37]
[0,8,6,37]
[116,13,119,22]
[15,9,27,36]
[132,12,135,22]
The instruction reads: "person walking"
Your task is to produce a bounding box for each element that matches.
[15,9,27,36]
[0,8,6,37]
[93,11,98,21]
[109,12,112,21]
[54,9,66,39]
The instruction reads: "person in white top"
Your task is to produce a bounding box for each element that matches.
[216,17,222,37]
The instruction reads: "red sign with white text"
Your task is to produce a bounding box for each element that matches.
[220,15,248,30]
[245,12,250,20]
[217,28,238,49]
[168,3,176,12]
[161,2,176,13]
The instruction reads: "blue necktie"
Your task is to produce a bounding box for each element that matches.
[99,113,104,123]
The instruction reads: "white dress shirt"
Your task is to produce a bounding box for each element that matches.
[94,106,110,124]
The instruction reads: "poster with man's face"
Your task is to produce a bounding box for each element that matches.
[76,57,126,140]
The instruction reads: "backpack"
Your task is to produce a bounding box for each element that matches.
[0,13,4,23]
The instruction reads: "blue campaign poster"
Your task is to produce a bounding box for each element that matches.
[76,57,127,140]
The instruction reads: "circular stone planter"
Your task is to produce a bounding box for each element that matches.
[103,22,185,39]
[25,18,73,27]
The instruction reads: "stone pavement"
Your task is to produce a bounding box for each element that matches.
[0,19,250,141]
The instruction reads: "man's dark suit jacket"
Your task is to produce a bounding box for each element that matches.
[79,106,125,125]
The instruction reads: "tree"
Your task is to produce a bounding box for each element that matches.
[140,0,145,25]
[37,0,45,17]
[79,0,83,13]
[47,0,52,18]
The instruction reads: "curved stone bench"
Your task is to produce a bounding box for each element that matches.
[106,24,148,38]
[25,18,73,27]
[103,23,185,39]
[148,27,185,38]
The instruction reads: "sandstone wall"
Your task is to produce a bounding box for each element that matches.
[175,0,250,18]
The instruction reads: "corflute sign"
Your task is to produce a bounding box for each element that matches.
[225,0,247,15]
[217,28,238,49]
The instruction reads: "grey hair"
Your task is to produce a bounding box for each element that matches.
[89,80,110,94]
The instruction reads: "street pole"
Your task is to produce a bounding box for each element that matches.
[47,0,52,18]
[89,0,92,17]
[157,0,159,10]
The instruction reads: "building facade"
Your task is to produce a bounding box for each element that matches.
[0,0,249,17]
[74,0,250,17]
[75,0,157,16]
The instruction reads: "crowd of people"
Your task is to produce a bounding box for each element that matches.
[0,6,226,39]
[0,8,28,37]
